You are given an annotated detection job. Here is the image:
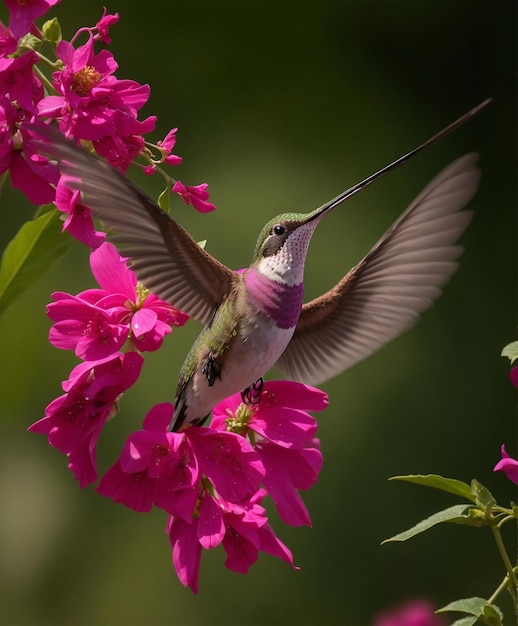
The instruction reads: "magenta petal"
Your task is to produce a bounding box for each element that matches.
[222,524,259,574]
[257,441,322,526]
[260,380,329,412]
[143,402,174,432]
[9,151,56,204]
[119,430,170,474]
[132,307,158,337]
[186,428,265,503]
[198,494,225,549]
[258,524,299,570]
[250,408,317,448]
[494,452,518,485]
[169,516,202,594]
[90,242,136,298]
[97,461,154,512]
[156,484,199,519]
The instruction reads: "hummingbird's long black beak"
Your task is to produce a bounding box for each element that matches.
[303,97,492,225]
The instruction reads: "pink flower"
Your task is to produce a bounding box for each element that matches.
[172,180,216,213]
[97,403,199,514]
[0,22,17,58]
[185,427,265,503]
[157,128,182,166]
[94,8,119,45]
[55,175,106,248]
[92,111,156,172]
[98,402,265,514]
[373,599,447,626]
[47,242,188,359]
[166,487,296,594]
[211,380,327,526]
[29,352,143,487]
[5,0,61,39]
[510,366,518,388]
[38,34,155,166]
[0,104,58,204]
[493,444,518,485]
[47,291,129,360]
[0,51,42,113]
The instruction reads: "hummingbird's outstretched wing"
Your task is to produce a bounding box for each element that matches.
[276,153,480,385]
[32,127,235,326]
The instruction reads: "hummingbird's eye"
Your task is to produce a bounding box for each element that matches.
[272,224,286,236]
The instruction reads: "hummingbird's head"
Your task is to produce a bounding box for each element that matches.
[251,210,324,286]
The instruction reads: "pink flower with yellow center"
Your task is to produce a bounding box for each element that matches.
[47,242,188,360]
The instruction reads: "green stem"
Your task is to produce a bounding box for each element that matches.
[491,522,518,587]
[33,64,57,96]
[486,573,511,605]
[497,514,517,529]
[34,50,61,71]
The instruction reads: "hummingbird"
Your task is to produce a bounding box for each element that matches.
[32,99,490,431]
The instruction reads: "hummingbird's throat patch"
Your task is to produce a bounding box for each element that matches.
[245,268,304,329]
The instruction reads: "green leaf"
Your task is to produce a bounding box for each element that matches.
[483,602,504,625]
[471,479,496,510]
[438,597,503,625]
[450,617,478,626]
[381,504,475,544]
[501,340,518,364]
[389,474,477,503]
[158,187,170,212]
[0,208,71,314]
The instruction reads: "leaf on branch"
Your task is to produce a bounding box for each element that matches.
[438,597,504,626]
[471,479,496,510]
[0,207,71,314]
[158,187,170,212]
[389,474,477,503]
[450,617,478,626]
[381,504,478,544]
[501,341,518,364]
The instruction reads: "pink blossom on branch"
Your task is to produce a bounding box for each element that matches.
[47,242,188,359]
[5,0,61,39]
[157,128,182,166]
[166,487,297,594]
[55,175,106,248]
[0,101,59,204]
[0,51,42,113]
[0,22,18,57]
[29,352,143,487]
[211,380,327,526]
[493,445,518,485]
[173,180,216,213]
[37,33,156,170]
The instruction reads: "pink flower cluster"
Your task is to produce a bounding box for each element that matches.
[97,382,327,592]
[28,240,327,592]
[1,0,215,246]
[30,242,188,486]
[9,2,329,593]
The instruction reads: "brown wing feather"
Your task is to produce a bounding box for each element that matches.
[32,127,235,325]
[276,153,480,384]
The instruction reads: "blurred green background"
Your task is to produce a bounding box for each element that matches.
[1,1,516,625]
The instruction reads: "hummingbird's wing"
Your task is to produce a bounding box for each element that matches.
[276,153,480,385]
[33,128,235,326]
